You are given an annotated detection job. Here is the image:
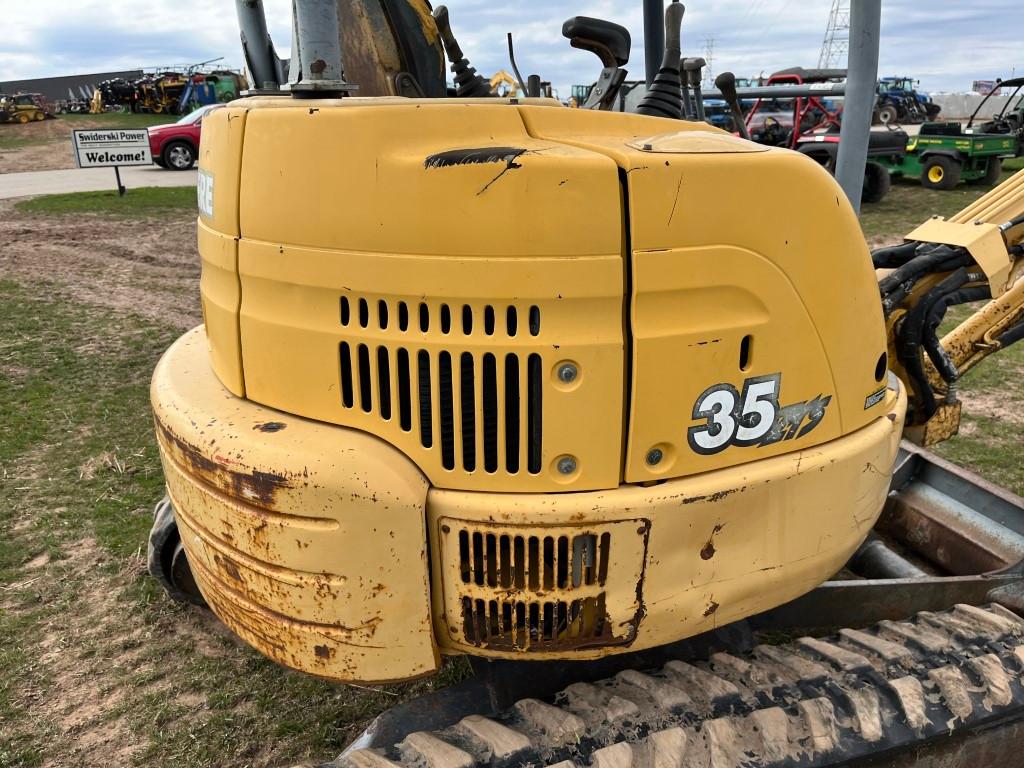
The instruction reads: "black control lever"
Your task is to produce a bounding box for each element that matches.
[432,5,492,98]
[562,16,630,110]
[679,58,695,119]
[714,72,750,139]
[684,57,706,121]
[635,1,685,119]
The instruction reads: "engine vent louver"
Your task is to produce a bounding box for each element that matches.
[458,530,612,650]
[338,298,543,476]
[437,519,648,653]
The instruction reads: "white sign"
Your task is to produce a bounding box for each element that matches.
[72,129,152,168]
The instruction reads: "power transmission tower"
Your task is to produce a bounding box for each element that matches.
[818,0,850,69]
[703,37,715,88]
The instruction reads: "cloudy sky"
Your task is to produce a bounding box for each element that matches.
[1,0,1019,97]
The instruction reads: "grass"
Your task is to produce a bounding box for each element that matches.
[859,156,1024,242]
[14,187,196,218]
[0,135,46,151]
[0,275,468,767]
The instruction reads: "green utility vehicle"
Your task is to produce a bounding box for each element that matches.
[965,76,1024,157]
[875,121,1016,189]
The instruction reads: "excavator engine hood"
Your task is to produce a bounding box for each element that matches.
[153,98,906,681]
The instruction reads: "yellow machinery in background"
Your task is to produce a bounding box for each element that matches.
[147,1,1024,766]
[488,70,519,97]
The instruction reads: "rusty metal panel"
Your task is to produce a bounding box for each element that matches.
[427,376,906,660]
[434,518,649,653]
[152,326,439,683]
[878,441,1024,576]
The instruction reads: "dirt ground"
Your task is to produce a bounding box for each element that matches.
[0,199,200,327]
[0,117,81,174]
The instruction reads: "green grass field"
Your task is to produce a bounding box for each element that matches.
[860,156,1024,241]
[0,136,41,150]
[1,168,1022,766]
[14,187,195,218]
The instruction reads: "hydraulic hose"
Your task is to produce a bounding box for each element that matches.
[880,250,975,315]
[878,244,970,299]
[920,283,991,383]
[996,319,1024,349]
[896,268,973,418]
[871,241,919,269]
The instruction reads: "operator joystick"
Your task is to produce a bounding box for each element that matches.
[684,57,706,121]
[433,5,492,98]
[562,16,631,110]
[715,71,751,140]
[636,1,685,119]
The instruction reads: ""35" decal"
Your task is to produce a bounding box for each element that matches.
[687,373,832,455]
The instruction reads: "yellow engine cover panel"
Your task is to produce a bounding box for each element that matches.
[195,106,246,395]
[234,100,627,493]
[519,108,891,482]
[198,98,892,492]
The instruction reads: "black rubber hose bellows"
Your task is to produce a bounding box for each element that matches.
[636,2,685,119]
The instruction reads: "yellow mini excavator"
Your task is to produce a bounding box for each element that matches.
[148,1,1024,766]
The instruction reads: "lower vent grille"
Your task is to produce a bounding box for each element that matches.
[439,519,649,653]
[461,595,609,651]
[458,531,611,590]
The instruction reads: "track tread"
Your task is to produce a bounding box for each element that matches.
[662,660,741,704]
[752,644,830,684]
[837,627,913,664]
[876,618,953,653]
[456,715,531,760]
[399,732,474,768]
[340,604,1024,768]
[796,637,873,672]
[615,670,691,710]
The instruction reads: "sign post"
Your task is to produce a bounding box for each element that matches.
[71,128,152,196]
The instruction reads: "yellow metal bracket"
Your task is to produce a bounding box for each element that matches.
[906,217,1012,296]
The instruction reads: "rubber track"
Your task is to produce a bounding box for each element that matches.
[336,604,1024,768]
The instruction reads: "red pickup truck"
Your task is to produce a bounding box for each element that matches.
[148,104,223,170]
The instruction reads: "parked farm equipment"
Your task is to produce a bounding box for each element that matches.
[0,92,54,123]
[874,76,941,125]
[966,76,1024,157]
[743,68,845,148]
[96,67,247,115]
[874,122,1016,189]
[714,68,900,203]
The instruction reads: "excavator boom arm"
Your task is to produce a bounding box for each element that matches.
[880,167,1024,445]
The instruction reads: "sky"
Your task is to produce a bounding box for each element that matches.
[0,0,1019,98]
